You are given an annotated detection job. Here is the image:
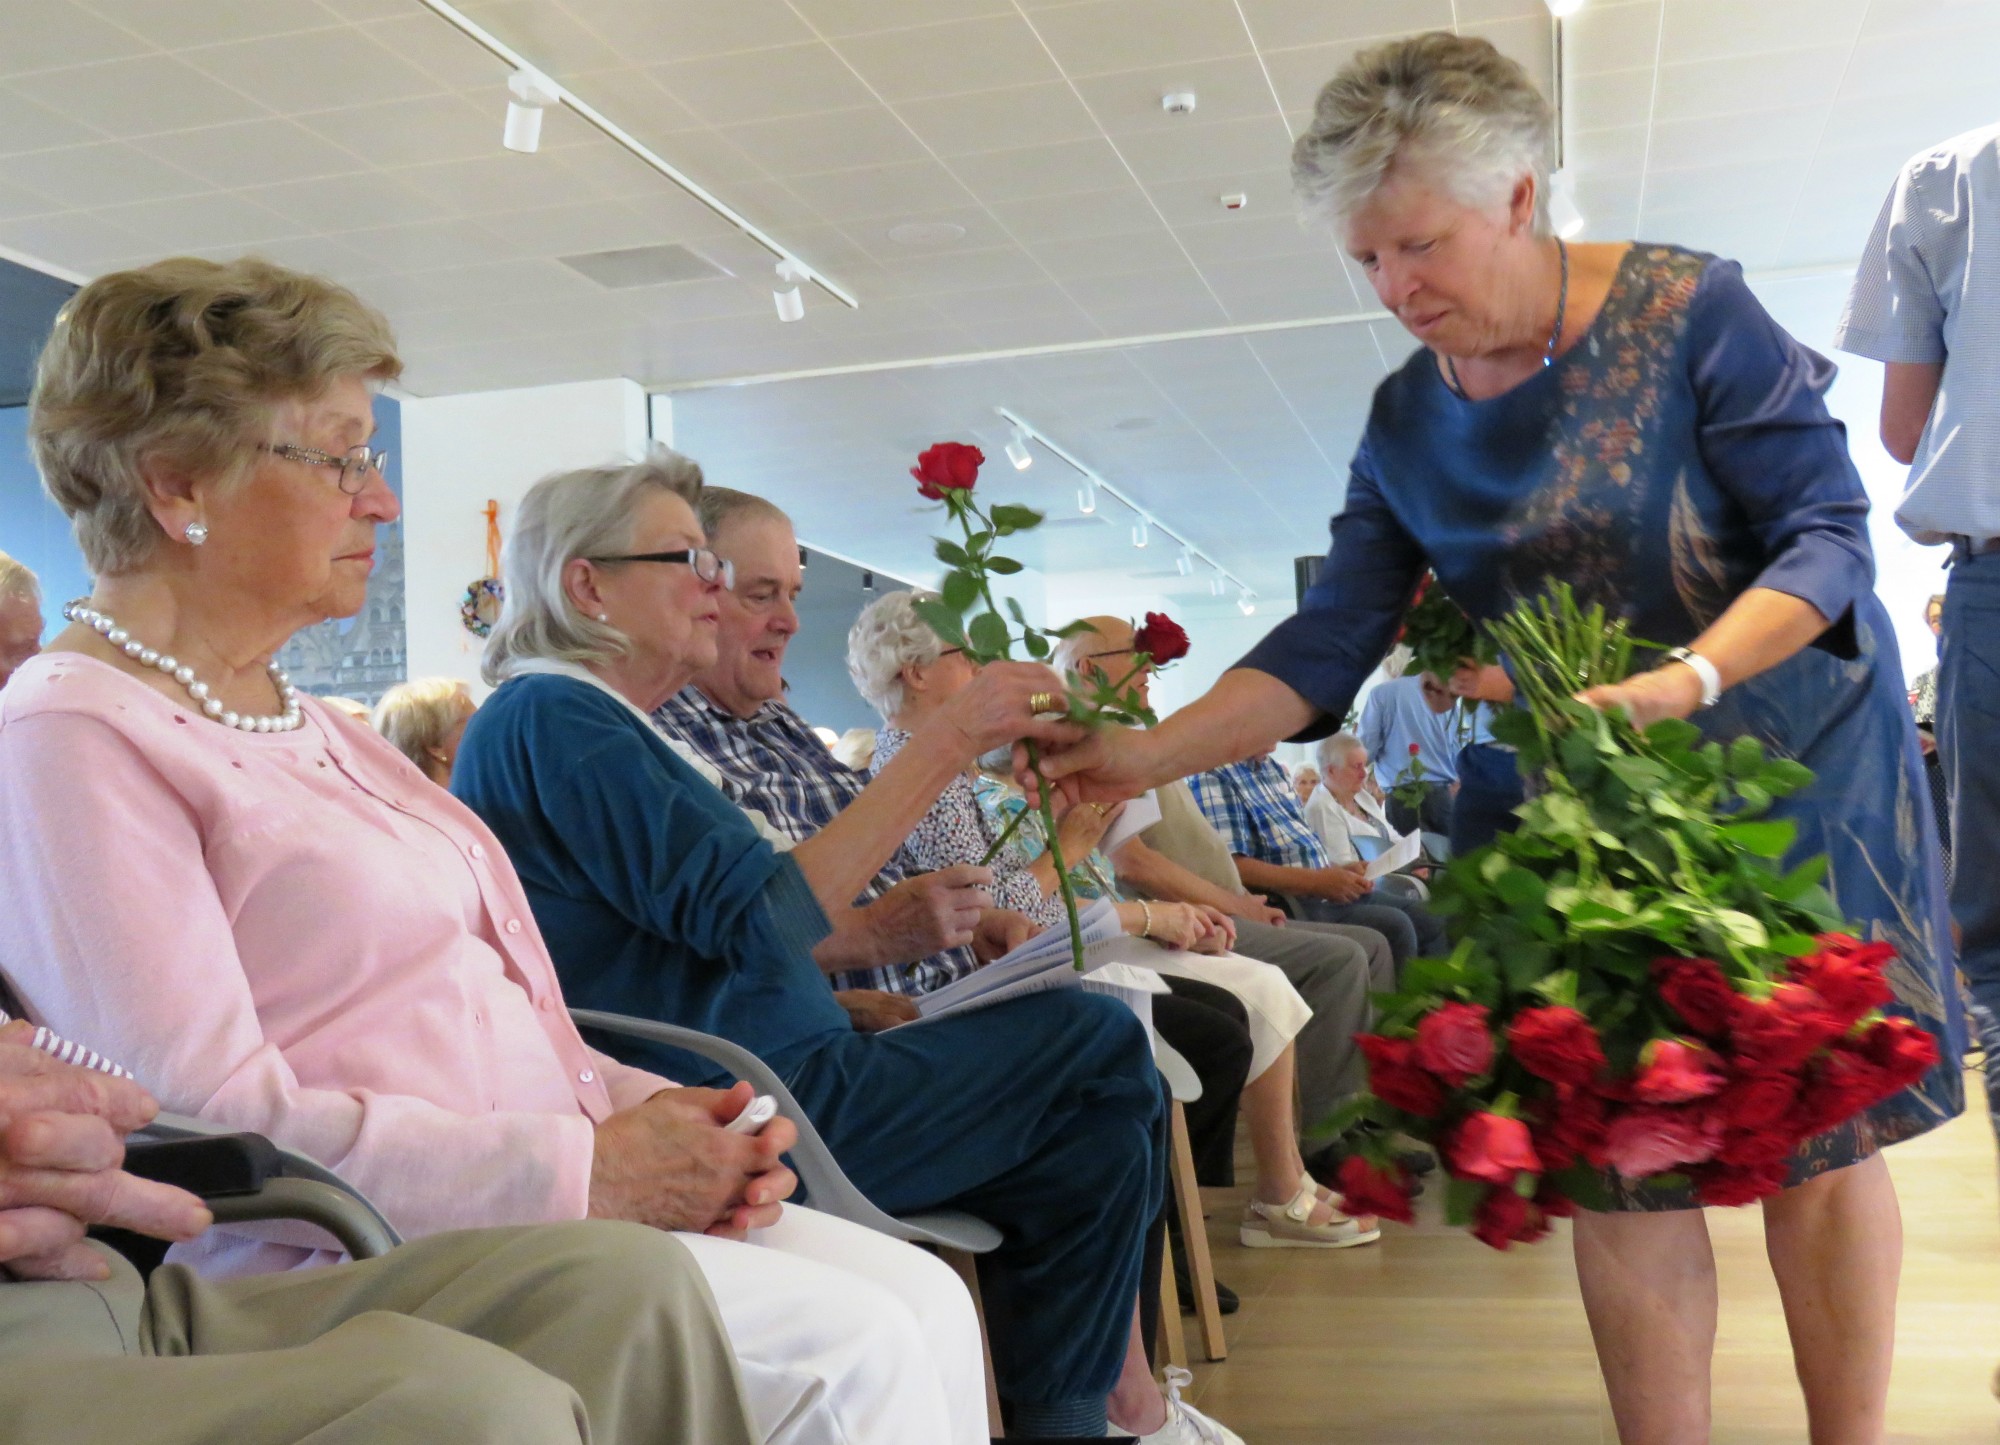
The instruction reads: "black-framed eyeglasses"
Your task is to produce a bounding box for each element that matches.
[585,548,735,590]
[262,442,389,496]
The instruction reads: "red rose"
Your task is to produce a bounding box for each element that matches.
[1506,1006,1607,1088]
[1692,1159,1790,1208]
[1732,983,1842,1075]
[1790,934,1896,1028]
[910,442,984,500]
[1853,1016,1939,1092]
[1548,1083,1611,1168]
[1631,1038,1726,1104]
[1413,1002,1494,1087]
[1132,612,1190,666]
[1787,1046,1886,1139]
[1409,742,1422,756]
[1652,957,1737,1040]
[1533,1177,1576,1219]
[1357,1034,1448,1117]
[1714,1124,1796,1169]
[1712,1071,1799,1132]
[1447,1111,1541,1186]
[1472,1187,1548,1251]
[1601,1105,1722,1180]
[1334,1153,1416,1226]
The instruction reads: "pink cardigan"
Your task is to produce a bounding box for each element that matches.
[0,653,672,1275]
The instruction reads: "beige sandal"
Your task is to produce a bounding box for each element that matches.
[1240,1179,1382,1249]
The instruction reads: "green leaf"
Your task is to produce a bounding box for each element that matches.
[1050,619,1098,639]
[933,538,969,568]
[1004,596,1028,625]
[1493,867,1548,916]
[1488,707,1540,751]
[1022,630,1050,660]
[1643,717,1704,753]
[1728,735,1766,774]
[1734,782,1771,816]
[1759,758,1815,796]
[989,503,1044,532]
[1718,818,1795,858]
[940,569,979,614]
[986,556,1023,575]
[1769,854,1828,902]
[967,610,1013,659]
[910,598,966,648]
[1709,909,1770,949]
[1442,1175,1485,1228]
[1548,1165,1614,1213]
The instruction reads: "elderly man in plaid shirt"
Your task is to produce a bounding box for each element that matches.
[1188,751,1447,969]
[653,489,1038,1023]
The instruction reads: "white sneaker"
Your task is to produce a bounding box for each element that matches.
[1109,1367,1245,1444]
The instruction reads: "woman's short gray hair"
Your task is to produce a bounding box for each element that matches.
[482,449,704,686]
[1316,731,1367,774]
[1293,31,1553,235]
[847,588,946,721]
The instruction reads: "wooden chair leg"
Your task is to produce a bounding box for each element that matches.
[940,1247,1004,1438]
[1158,1227,1189,1371]
[1169,1099,1229,1362]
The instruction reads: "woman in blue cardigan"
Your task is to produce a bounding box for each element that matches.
[452,451,1238,1445]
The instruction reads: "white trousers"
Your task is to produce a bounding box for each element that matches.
[1141,948,1312,1081]
[679,1206,987,1445]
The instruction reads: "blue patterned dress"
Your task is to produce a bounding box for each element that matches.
[1240,245,1964,1208]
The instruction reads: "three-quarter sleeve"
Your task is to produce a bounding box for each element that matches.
[0,712,597,1248]
[1235,446,1428,740]
[1686,259,1875,650]
[1834,155,1954,365]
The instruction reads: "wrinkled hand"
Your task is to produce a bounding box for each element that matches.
[1449,663,1514,705]
[1014,724,1158,810]
[938,660,1087,758]
[1577,663,1704,730]
[862,867,993,961]
[1316,861,1373,905]
[589,1082,797,1240]
[835,990,919,1033]
[0,1023,212,1281]
[972,909,1037,965]
[1138,901,1225,952]
[1228,893,1288,927]
[1055,797,1120,858]
[1193,906,1238,954]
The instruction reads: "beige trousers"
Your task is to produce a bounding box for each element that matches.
[0,1220,757,1445]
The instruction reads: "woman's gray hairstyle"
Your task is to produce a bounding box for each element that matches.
[1292,32,1553,235]
[847,588,947,721]
[482,448,704,686]
[0,550,39,604]
[1315,731,1368,774]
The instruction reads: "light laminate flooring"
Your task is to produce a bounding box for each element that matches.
[1178,1084,2000,1443]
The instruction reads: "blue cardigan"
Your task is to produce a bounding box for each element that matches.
[452,672,849,1086]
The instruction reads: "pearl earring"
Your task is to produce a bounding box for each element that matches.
[597,612,609,622]
[183,521,209,546]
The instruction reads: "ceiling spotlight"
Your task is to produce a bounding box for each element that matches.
[1210,573,1227,597]
[861,570,876,593]
[503,67,560,153]
[1544,0,1586,14]
[1004,427,1033,471]
[1131,516,1150,549]
[1175,546,1194,577]
[1161,92,1198,115]
[1549,168,1585,240]
[1077,479,1096,515]
[773,259,806,322]
[1237,589,1256,616]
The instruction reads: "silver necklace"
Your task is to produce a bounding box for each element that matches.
[1445,237,1569,399]
[63,601,303,733]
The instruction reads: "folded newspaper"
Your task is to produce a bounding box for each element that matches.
[899,897,1158,1026]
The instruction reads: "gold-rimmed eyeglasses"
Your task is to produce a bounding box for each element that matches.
[262,442,390,496]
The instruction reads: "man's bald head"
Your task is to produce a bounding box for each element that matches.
[1054,615,1132,678]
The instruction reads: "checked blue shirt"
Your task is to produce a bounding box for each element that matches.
[1187,756,1333,870]
[652,686,980,996]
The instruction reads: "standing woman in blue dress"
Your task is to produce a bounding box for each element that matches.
[1038,32,1962,1444]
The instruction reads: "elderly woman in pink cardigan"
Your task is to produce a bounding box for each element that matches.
[0,256,984,1445]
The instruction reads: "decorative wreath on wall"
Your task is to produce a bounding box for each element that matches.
[460,499,505,639]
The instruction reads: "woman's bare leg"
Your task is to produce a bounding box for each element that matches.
[1242,1045,1345,1224]
[1572,1207,1717,1444]
[1761,1153,1900,1445]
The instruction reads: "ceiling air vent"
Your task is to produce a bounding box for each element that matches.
[558,244,731,289]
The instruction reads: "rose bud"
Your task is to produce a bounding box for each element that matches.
[1132,611,1191,666]
[1413,1002,1495,1088]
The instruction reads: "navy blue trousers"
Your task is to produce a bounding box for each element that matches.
[1942,553,2000,1129]
[1451,741,1527,855]
[769,989,1165,1409]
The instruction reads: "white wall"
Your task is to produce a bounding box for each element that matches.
[400,379,653,692]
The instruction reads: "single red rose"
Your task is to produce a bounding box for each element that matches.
[1732,983,1843,1075]
[1652,957,1737,1040]
[1335,1153,1416,1226]
[1132,612,1191,666]
[1852,1016,1939,1093]
[1472,1186,1547,1251]
[1447,1111,1541,1187]
[1601,1105,1722,1180]
[1409,742,1422,756]
[1692,1158,1791,1208]
[1507,1006,1608,1088]
[910,441,984,500]
[1787,1046,1886,1139]
[1413,1002,1494,1087]
[1790,935,1896,1028]
[1357,1034,1449,1117]
[1549,1084,1612,1168]
[1712,1071,1799,1132]
[1632,1038,1726,1104]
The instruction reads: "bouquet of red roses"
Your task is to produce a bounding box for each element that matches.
[1331,586,1938,1248]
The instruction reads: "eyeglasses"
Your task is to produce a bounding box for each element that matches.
[585,548,735,590]
[262,442,389,496]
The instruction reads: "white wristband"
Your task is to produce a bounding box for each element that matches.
[1665,647,1723,708]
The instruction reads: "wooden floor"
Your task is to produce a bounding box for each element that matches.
[1179,1086,2000,1444]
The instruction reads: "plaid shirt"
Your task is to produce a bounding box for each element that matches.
[652,687,979,995]
[1187,756,1333,870]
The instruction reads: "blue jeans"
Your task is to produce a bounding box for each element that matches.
[1941,552,2000,1117]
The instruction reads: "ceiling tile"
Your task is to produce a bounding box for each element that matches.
[1067,55,1284,136]
[832,16,1063,102]
[1860,0,2000,36]
[0,141,210,208]
[356,14,508,90]
[721,108,928,176]
[131,119,367,188]
[330,217,521,272]
[1835,21,2000,103]
[448,0,629,73]
[1657,0,1868,67]
[1236,0,1453,52]
[0,84,107,154]
[561,67,703,134]
[180,26,448,113]
[0,176,61,222]
[1113,114,1291,185]
[1568,67,1655,134]
[1147,166,1294,226]
[1174,210,1336,265]
[654,43,877,126]
[1639,158,1803,219]
[1025,0,1256,78]
[307,0,405,18]
[0,209,151,269]
[0,2,156,77]
[1652,46,1850,123]
[213,231,390,280]
[12,55,269,138]
[1029,227,1191,278]
[1563,0,1663,76]
[1259,38,1376,113]
[948,138,1133,203]
[838,206,1014,262]
[241,168,456,231]
[787,0,1013,38]
[894,82,1103,155]
[1568,123,1651,179]
[1459,16,1554,95]
[783,159,976,221]
[97,190,303,251]
[560,0,818,64]
[389,151,618,216]
[1059,262,1210,311]
[76,0,337,49]
[867,244,1050,297]
[1644,105,1826,174]
[989,184,1164,245]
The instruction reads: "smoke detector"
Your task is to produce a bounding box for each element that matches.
[1161,92,1197,116]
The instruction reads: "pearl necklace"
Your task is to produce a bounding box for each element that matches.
[63,601,303,733]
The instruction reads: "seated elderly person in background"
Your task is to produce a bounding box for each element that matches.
[851,590,1378,1252]
[372,676,476,787]
[0,256,986,1445]
[1289,763,1319,810]
[1306,732,1403,865]
[1356,670,1460,836]
[450,458,1229,1445]
[0,551,44,689]
[1189,749,1449,967]
[653,486,1033,1019]
[0,1017,757,1445]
